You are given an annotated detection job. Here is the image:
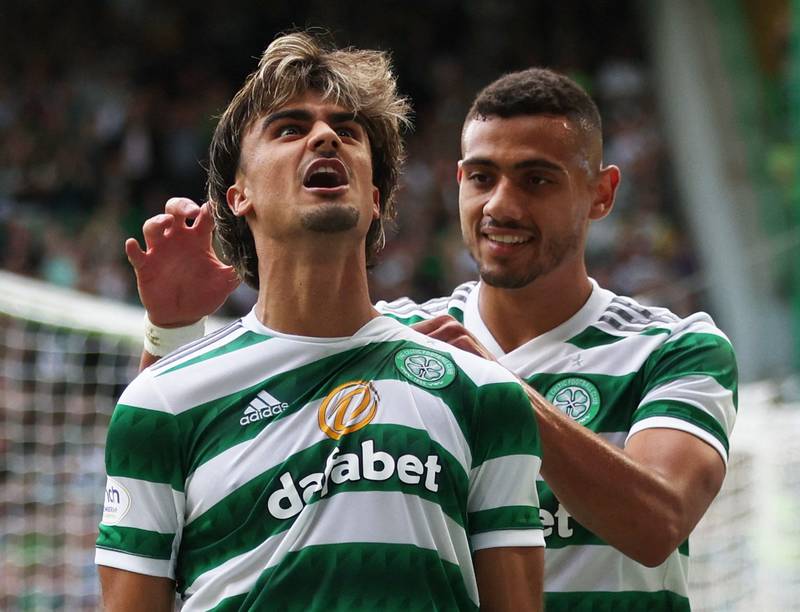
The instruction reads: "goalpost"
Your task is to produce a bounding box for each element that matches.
[0,270,797,610]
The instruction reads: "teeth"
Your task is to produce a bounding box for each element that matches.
[488,235,529,244]
[313,167,337,175]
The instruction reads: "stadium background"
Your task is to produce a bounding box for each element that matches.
[0,0,797,609]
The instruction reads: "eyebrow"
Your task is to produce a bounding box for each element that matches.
[260,108,362,133]
[460,157,566,173]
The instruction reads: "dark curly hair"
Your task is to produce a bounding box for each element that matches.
[464,67,601,140]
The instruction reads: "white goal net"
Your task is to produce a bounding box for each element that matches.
[0,270,797,610]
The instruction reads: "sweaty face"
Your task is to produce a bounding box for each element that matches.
[458,115,597,289]
[228,91,379,246]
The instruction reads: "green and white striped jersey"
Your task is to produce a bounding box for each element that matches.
[96,311,544,611]
[377,279,738,612]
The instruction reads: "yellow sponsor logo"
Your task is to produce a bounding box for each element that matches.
[318,381,379,440]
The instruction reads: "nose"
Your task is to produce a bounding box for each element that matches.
[308,121,341,155]
[482,177,525,223]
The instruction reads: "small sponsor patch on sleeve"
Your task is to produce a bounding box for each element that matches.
[101,477,131,525]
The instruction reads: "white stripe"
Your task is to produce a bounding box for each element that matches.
[639,375,736,436]
[95,548,175,579]
[471,529,545,551]
[116,370,168,412]
[154,335,372,414]
[509,331,666,379]
[151,321,244,373]
[600,431,628,448]
[627,416,728,464]
[101,476,185,535]
[183,491,477,611]
[469,455,542,512]
[185,380,471,523]
[377,304,439,319]
[544,544,689,595]
[667,318,731,344]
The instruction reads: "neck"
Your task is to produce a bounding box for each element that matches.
[478,265,593,353]
[254,242,378,337]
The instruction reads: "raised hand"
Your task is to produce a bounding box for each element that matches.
[125,198,240,327]
[412,315,497,361]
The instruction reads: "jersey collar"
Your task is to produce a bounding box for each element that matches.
[464,279,615,366]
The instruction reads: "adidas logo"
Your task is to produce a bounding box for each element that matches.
[240,390,288,426]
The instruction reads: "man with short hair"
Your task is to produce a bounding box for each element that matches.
[131,67,736,610]
[97,33,545,611]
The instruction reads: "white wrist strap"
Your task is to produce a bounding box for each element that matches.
[143,315,207,357]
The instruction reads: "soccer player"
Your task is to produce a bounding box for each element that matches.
[129,69,737,610]
[96,34,546,611]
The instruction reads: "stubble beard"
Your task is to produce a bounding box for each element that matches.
[477,230,582,289]
[300,204,360,234]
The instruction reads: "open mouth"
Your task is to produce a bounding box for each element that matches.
[303,158,349,189]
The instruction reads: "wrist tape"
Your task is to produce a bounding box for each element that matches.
[143,315,207,357]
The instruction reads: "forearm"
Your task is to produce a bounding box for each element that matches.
[526,386,685,566]
[98,566,175,612]
[474,547,543,612]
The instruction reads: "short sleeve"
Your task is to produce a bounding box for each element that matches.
[467,380,544,551]
[630,321,738,463]
[95,372,186,579]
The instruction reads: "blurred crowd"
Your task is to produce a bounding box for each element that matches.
[0,0,700,317]
[0,1,712,608]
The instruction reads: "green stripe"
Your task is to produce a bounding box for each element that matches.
[544,589,689,611]
[97,525,174,560]
[105,405,184,490]
[157,331,272,376]
[468,506,542,535]
[538,484,690,555]
[528,372,640,433]
[381,313,426,325]
[175,340,414,475]
[643,332,738,404]
[471,382,540,466]
[177,424,469,588]
[634,400,729,454]
[568,325,670,349]
[211,543,478,611]
[447,306,466,323]
[177,338,531,476]
[537,484,603,548]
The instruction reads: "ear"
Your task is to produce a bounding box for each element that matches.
[589,164,620,221]
[371,186,380,220]
[456,160,463,184]
[226,181,252,217]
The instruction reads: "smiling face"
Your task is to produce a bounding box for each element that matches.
[458,114,616,289]
[226,91,380,250]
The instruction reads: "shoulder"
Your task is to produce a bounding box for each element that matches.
[588,292,732,348]
[132,317,271,416]
[375,281,476,324]
[388,323,519,389]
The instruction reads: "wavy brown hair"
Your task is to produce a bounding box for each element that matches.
[207,32,411,288]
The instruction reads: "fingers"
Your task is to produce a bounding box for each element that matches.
[194,202,216,235]
[164,197,201,220]
[411,315,457,335]
[224,265,241,288]
[124,238,147,270]
[411,315,496,360]
[142,214,174,249]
